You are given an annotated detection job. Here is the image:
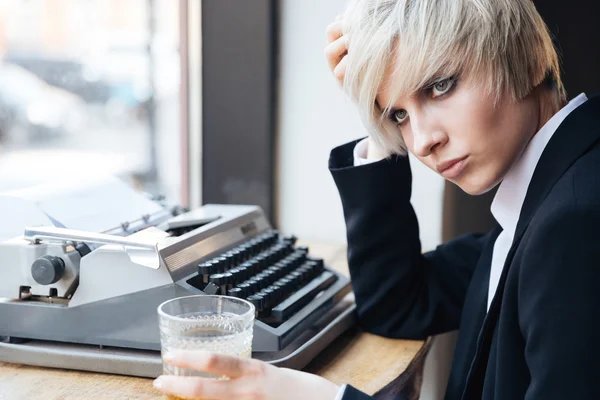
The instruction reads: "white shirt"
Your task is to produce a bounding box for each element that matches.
[336,93,588,399]
[353,138,376,166]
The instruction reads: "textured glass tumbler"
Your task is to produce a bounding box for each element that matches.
[157,295,255,378]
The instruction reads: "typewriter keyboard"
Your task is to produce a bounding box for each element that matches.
[190,230,337,326]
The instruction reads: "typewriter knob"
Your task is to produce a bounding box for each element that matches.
[31,255,65,285]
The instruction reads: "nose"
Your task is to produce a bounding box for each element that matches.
[411,117,448,157]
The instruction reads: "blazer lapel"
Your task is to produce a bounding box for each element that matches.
[516,96,600,239]
[462,95,600,399]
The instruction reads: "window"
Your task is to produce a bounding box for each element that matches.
[0,0,182,203]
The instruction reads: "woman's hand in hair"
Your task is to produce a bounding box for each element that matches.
[325,16,348,87]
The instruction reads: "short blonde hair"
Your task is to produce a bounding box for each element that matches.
[342,0,566,156]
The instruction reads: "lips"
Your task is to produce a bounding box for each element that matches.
[436,156,468,174]
[436,156,469,179]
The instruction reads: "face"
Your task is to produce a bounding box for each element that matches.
[376,64,541,195]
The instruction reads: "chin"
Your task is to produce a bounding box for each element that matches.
[453,175,499,196]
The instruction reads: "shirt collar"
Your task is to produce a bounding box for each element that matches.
[490,93,588,232]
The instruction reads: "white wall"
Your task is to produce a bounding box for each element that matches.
[276,0,445,251]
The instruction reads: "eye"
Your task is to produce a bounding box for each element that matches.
[392,109,408,124]
[431,78,455,98]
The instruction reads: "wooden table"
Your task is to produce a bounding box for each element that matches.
[0,242,425,400]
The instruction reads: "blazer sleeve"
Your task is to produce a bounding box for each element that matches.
[329,140,490,339]
[519,206,600,399]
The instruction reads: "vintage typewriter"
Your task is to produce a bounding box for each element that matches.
[0,179,355,377]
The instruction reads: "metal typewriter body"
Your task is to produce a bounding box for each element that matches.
[0,204,355,377]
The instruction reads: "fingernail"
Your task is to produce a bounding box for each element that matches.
[153,378,163,389]
[163,352,176,362]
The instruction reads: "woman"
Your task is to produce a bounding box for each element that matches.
[153,0,600,399]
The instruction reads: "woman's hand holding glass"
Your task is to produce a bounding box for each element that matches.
[153,350,340,400]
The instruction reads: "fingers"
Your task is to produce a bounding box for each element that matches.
[324,35,348,73]
[325,16,349,87]
[333,55,347,86]
[156,352,271,400]
[163,350,265,379]
[154,375,231,400]
[326,19,343,43]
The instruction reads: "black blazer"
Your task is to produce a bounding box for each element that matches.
[330,95,600,400]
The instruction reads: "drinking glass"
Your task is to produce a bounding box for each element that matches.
[157,295,255,381]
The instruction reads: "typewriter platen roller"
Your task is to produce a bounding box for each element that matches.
[0,204,356,377]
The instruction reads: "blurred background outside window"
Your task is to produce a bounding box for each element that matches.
[0,0,182,203]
